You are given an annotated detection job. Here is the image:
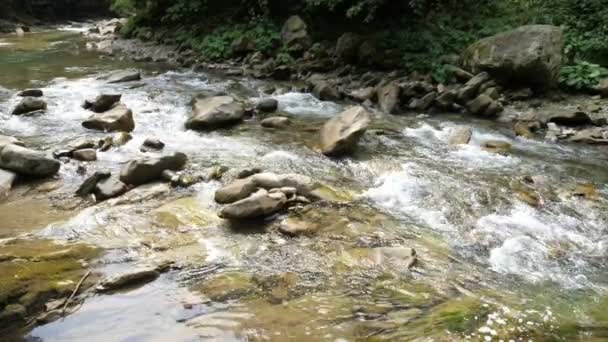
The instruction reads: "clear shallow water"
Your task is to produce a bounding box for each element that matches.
[1,28,608,341]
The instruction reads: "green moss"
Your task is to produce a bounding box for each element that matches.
[0,239,98,309]
[194,272,257,302]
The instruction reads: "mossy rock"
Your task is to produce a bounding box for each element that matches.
[153,197,218,229]
[194,272,257,302]
[0,239,98,330]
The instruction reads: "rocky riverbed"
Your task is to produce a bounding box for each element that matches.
[0,22,608,341]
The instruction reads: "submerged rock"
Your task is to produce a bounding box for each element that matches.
[448,127,472,145]
[82,104,135,132]
[17,89,43,97]
[279,217,320,236]
[261,116,290,128]
[462,25,563,89]
[97,267,159,292]
[320,106,371,156]
[120,152,188,186]
[12,98,47,115]
[0,144,60,178]
[482,140,512,154]
[185,96,245,130]
[83,94,122,113]
[219,189,287,219]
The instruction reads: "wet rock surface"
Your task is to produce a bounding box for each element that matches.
[320,106,371,156]
[82,103,135,132]
[0,144,60,178]
[185,95,245,130]
[12,97,47,115]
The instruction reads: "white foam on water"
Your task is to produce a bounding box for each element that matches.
[363,163,453,232]
[261,150,299,161]
[274,92,343,116]
[57,26,91,33]
[476,203,600,287]
[403,123,451,146]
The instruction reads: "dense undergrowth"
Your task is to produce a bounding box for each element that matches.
[105,1,608,89]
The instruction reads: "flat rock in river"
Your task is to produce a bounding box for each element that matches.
[82,104,135,132]
[120,152,188,186]
[97,267,159,292]
[0,144,60,178]
[219,189,287,219]
[185,96,245,130]
[107,70,141,83]
[261,117,290,128]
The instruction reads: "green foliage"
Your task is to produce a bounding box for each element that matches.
[533,0,608,64]
[275,51,294,65]
[110,0,135,16]
[188,21,279,60]
[559,61,608,91]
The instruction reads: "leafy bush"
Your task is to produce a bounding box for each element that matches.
[559,61,608,91]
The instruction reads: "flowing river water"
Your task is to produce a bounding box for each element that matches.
[1,26,607,341]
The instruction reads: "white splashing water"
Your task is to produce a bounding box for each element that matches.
[363,163,454,232]
[274,92,343,116]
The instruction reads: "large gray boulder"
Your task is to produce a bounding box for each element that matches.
[120,152,188,186]
[12,98,47,115]
[320,106,371,156]
[82,104,135,132]
[462,25,563,89]
[185,96,245,130]
[219,189,287,219]
[0,144,60,178]
[281,15,312,52]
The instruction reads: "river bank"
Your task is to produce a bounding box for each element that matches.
[1,22,608,341]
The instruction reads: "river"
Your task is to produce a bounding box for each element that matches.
[0,25,607,341]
